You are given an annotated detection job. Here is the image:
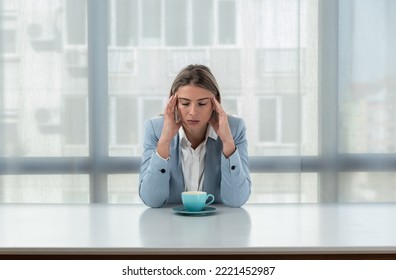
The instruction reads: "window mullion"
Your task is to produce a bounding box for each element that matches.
[88,0,109,203]
[318,0,339,202]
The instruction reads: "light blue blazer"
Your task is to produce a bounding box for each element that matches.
[139,115,251,208]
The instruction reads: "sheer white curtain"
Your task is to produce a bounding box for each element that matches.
[337,0,396,201]
[0,0,395,203]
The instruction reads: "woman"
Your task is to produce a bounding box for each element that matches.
[139,64,251,207]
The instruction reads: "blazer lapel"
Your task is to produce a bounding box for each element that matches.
[171,135,185,193]
[203,138,221,199]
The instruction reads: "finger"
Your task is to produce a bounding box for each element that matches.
[171,95,180,112]
[166,95,176,114]
[166,97,173,113]
[211,98,219,115]
[211,96,223,113]
[168,95,176,108]
[212,99,227,122]
[173,97,180,120]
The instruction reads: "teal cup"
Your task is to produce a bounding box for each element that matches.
[181,191,215,212]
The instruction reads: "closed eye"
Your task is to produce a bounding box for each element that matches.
[178,98,209,107]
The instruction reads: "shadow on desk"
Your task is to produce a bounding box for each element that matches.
[139,205,251,248]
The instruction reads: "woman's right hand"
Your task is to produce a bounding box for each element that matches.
[157,94,182,159]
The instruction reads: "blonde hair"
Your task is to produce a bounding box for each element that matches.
[169,64,221,103]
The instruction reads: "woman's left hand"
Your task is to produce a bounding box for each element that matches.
[208,97,236,158]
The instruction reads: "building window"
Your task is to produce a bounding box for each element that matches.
[65,0,87,46]
[218,0,236,45]
[258,96,300,144]
[2,29,16,54]
[143,99,163,122]
[168,49,209,75]
[259,98,277,143]
[108,49,136,76]
[113,0,138,47]
[1,15,18,56]
[110,97,138,147]
[192,0,213,46]
[142,0,161,45]
[165,0,187,46]
[221,96,239,116]
[109,97,163,149]
[258,49,300,76]
[108,0,235,47]
[63,96,87,145]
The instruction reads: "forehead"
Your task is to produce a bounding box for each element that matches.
[176,85,213,100]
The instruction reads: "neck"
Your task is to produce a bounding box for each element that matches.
[184,125,208,149]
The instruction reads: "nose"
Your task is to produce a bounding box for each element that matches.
[188,104,198,116]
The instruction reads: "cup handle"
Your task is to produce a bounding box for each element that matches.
[205,194,215,206]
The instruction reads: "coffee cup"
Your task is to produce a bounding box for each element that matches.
[181,191,215,212]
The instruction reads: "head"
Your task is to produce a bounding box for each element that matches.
[170,65,221,136]
[169,64,221,103]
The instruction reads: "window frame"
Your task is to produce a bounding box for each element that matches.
[2,0,396,203]
[0,12,19,59]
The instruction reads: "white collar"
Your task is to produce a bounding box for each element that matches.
[179,124,218,146]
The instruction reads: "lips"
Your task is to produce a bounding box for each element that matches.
[187,120,199,125]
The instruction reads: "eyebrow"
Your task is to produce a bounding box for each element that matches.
[178,97,210,102]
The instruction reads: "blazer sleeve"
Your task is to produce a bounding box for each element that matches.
[220,117,252,207]
[138,118,171,208]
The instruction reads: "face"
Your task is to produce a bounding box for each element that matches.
[175,85,214,136]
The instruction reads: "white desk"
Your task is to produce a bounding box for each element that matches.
[1,203,396,258]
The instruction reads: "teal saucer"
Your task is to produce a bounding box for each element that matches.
[172,206,216,215]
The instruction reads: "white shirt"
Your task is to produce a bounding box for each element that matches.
[179,125,218,191]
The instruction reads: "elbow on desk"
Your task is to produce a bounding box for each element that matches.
[138,186,168,208]
[221,194,250,208]
[140,195,167,208]
[222,199,248,208]
[220,188,251,208]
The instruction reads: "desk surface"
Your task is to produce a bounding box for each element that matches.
[1,203,396,257]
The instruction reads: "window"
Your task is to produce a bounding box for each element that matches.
[169,50,209,75]
[259,98,277,143]
[1,15,17,56]
[258,49,301,76]
[65,0,87,46]
[258,96,300,145]
[221,97,239,116]
[108,49,136,76]
[106,0,235,48]
[1,1,18,56]
[0,110,20,156]
[165,0,188,46]
[218,0,236,45]
[142,99,163,121]
[63,96,87,146]
[2,28,16,54]
[2,0,396,204]
[142,0,161,45]
[113,0,138,47]
[108,97,163,156]
[192,0,213,46]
